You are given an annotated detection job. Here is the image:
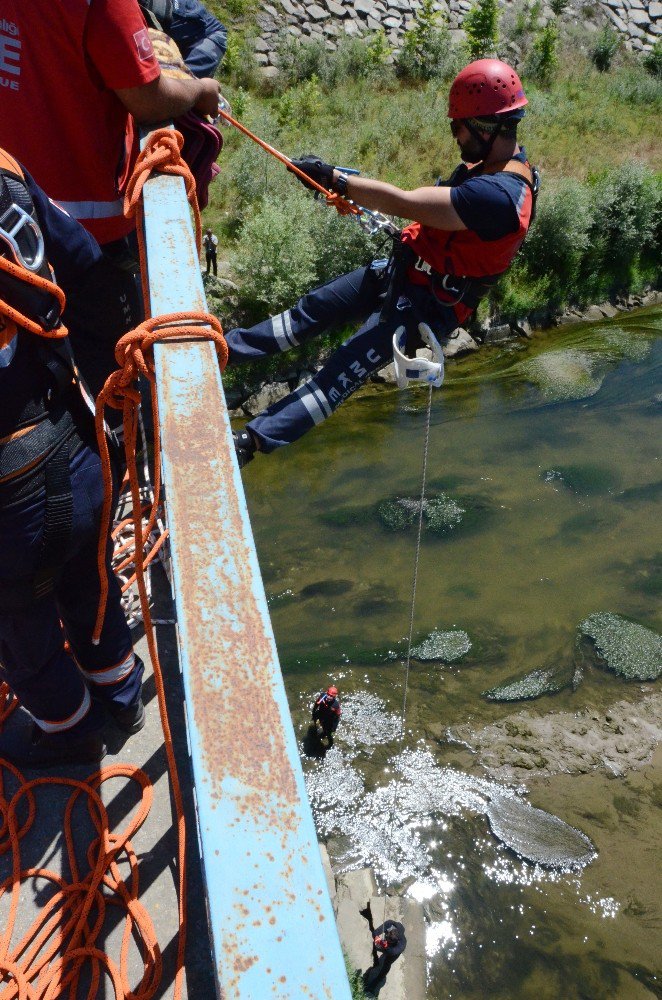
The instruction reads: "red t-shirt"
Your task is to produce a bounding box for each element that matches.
[0,0,160,244]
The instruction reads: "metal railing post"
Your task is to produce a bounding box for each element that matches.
[140,140,351,999]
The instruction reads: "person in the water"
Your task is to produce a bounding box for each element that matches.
[312,685,341,744]
[228,59,539,468]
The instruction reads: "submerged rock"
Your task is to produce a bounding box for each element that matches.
[517,349,605,401]
[580,612,662,681]
[615,479,662,504]
[483,662,576,702]
[378,494,464,534]
[542,463,620,495]
[377,491,492,537]
[410,629,472,663]
[485,791,595,868]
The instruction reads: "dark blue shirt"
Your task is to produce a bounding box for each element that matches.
[450,147,530,242]
[26,170,102,293]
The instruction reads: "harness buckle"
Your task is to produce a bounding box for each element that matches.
[0,201,45,272]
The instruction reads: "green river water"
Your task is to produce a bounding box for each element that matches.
[243,306,662,999]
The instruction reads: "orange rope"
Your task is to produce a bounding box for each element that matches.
[216,108,361,218]
[0,764,161,1000]
[123,129,202,313]
[0,258,67,341]
[0,130,213,1000]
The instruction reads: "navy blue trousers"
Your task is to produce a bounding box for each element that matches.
[225,264,456,451]
[0,442,142,737]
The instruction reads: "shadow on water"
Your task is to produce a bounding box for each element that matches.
[243,307,662,1000]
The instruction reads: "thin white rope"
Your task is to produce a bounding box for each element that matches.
[380,383,434,931]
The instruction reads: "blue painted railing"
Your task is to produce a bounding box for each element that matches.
[140,134,351,999]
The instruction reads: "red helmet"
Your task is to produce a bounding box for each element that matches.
[448,59,528,119]
[327,686,338,698]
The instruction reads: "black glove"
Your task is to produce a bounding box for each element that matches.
[288,155,335,192]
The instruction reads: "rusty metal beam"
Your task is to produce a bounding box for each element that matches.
[140,156,351,997]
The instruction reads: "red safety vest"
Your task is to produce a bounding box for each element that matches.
[401,157,536,324]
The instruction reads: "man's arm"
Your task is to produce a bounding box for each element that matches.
[116,73,219,122]
[169,0,228,78]
[334,172,467,232]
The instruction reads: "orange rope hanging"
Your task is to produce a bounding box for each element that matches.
[0,128,220,1000]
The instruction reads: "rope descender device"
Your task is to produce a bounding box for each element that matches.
[392,322,445,389]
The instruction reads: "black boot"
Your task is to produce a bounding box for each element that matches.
[106,697,146,734]
[233,429,257,468]
[0,723,106,770]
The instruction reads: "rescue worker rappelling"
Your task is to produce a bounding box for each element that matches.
[0,151,145,769]
[223,59,539,467]
[312,685,342,745]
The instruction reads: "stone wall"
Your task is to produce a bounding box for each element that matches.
[253,0,661,76]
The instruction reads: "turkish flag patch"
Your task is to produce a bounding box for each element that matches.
[133,28,154,62]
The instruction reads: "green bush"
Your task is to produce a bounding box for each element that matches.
[396,0,455,81]
[590,26,620,72]
[320,34,393,88]
[517,178,593,303]
[275,35,327,87]
[607,63,662,109]
[276,76,324,128]
[499,163,662,313]
[643,37,662,79]
[549,0,569,15]
[525,21,560,86]
[463,0,499,60]
[503,0,541,40]
[230,190,379,321]
[220,33,260,89]
[583,162,660,292]
[231,194,319,315]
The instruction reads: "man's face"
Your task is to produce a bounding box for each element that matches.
[450,120,485,163]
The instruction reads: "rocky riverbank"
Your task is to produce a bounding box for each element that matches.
[214,282,662,417]
[252,0,661,77]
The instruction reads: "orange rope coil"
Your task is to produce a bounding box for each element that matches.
[1,124,222,1000]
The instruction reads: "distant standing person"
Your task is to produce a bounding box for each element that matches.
[312,686,341,743]
[203,228,218,276]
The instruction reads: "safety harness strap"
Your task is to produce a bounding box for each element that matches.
[0,406,75,483]
[0,435,74,609]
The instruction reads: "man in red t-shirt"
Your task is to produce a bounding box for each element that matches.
[0,0,223,397]
[0,0,220,248]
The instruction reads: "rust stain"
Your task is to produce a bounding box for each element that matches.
[158,342,336,991]
[159,343,301,813]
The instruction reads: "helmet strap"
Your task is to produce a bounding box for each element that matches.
[464,119,503,161]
